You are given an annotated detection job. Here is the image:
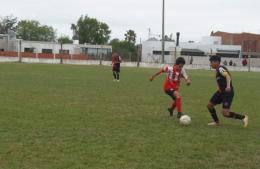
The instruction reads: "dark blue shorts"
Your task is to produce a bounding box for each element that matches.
[210,91,234,109]
[165,89,176,100]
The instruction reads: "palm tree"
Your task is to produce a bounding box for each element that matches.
[71,23,78,40]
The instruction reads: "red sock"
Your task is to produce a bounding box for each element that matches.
[176,97,182,113]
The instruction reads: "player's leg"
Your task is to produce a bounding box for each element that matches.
[207,92,222,125]
[116,67,120,81]
[116,72,120,81]
[173,91,183,118]
[165,89,176,116]
[113,68,117,81]
[207,102,220,125]
[221,93,248,127]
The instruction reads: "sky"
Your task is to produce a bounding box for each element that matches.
[1,0,260,43]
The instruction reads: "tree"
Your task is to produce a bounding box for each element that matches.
[71,23,78,40]
[124,30,136,44]
[71,15,111,44]
[110,38,138,61]
[17,20,56,41]
[0,15,18,34]
[58,36,73,44]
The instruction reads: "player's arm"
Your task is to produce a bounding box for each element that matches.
[219,68,231,92]
[149,70,163,81]
[182,69,191,86]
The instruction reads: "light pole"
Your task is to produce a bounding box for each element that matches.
[162,0,165,63]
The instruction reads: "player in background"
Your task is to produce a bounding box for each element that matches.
[112,53,121,82]
[207,55,248,127]
[150,57,191,118]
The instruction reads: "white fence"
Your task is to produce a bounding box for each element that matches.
[1,55,260,72]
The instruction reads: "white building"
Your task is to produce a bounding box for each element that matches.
[0,32,112,59]
[142,36,242,64]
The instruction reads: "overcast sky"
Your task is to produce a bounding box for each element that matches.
[1,0,260,42]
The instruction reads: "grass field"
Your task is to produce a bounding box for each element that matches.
[0,63,259,169]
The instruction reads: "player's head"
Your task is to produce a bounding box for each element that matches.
[209,55,221,69]
[175,57,186,69]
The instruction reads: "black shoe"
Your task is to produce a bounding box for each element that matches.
[177,112,184,119]
[167,108,173,116]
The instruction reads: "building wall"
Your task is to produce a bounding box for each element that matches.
[142,37,241,63]
[21,41,112,55]
[0,35,9,51]
[141,40,176,63]
[211,31,260,52]
[0,34,112,56]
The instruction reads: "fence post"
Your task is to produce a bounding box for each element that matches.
[99,54,102,65]
[137,44,141,67]
[18,40,22,63]
[248,55,251,72]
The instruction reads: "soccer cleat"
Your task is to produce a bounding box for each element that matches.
[177,112,184,119]
[167,108,173,116]
[117,80,120,82]
[243,115,249,128]
[208,121,220,126]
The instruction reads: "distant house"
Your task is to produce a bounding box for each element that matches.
[211,31,260,58]
[0,32,112,60]
[142,36,242,63]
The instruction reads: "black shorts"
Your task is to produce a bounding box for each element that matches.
[165,89,176,100]
[210,91,234,109]
[113,65,120,72]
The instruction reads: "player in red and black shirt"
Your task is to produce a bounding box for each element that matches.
[150,57,191,118]
[112,53,121,82]
[207,55,248,127]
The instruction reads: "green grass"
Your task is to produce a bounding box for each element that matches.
[0,63,259,169]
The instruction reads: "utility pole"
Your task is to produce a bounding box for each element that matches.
[137,38,141,67]
[162,0,165,63]
[175,32,180,62]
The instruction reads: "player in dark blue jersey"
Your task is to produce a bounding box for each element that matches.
[207,55,248,127]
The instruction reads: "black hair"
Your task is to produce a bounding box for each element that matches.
[176,57,186,65]
[209,55,221,62]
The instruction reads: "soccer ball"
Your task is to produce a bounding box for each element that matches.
[179,115,191,126]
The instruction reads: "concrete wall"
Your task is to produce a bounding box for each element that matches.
[20,41,112,55]
[1,55,260,72]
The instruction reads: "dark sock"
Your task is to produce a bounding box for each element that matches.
[113,72,116,79]
[167,108,173,116]
[229,112,245,120]
[208,107,219,123]
[177,112,183,119]
[117,73,120,80]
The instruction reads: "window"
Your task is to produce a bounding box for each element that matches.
[153,51,170,55]
[24,48,34,53]
[87,48,98,56]
[214,41,219,45]
[42,49,53,54]
[59,50,70,54]
[97,48,109,56]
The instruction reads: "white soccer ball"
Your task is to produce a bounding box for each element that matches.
[179,115,191,126]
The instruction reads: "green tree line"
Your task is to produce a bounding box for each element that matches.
[0,15,138,60]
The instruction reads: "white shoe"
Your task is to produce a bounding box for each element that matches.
[113,79,116,82]
[117,80,120,82]
[208,121,220,126]
[243,115,249,128]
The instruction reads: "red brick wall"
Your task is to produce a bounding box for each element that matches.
[0,51,18,57]
[211,31,260,52]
